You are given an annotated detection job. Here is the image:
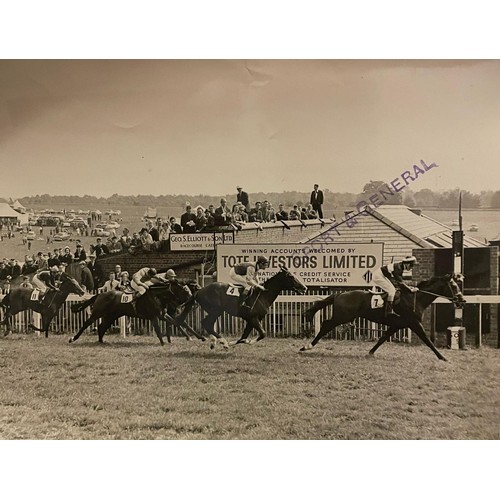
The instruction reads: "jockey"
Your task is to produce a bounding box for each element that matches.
[371,256,419,317]
[151,268,177,284]
[32,266,60,292]
[229,255,269,309]
[130,267,157,299]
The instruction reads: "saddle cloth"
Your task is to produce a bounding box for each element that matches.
[30,289,41,301]
[120,292,134,303]
[369,289,401,309]
[226,285,243,297]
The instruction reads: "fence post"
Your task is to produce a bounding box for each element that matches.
[313,312,320,336]
[34,311,41,337]
[476,303,482,348]
[120,316,126,338]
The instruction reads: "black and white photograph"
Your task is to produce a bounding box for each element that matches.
[1,2,499,500]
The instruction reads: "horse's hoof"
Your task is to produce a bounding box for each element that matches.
[299,347,306,352]
[69,337,74,344]
[440,357,448,362]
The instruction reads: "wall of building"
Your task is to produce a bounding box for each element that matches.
[412,246,498,347]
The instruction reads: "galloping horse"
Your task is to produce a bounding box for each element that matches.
[0,274,86,337]
[176,266,307,349]
[68,282,194,346]
[301,274,466,361]
[0,262,94,291]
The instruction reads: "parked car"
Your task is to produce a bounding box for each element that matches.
[52,231,71,241]
[105,221,121,229]
[91,228,111,237]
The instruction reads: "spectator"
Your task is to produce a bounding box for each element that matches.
[21,256,38,275]
[181,203,197,233]
[108,236,123,253]
[147,221,159,242]
[119,228,132,249]
[310,183,324,218]
[205,206,216,229]
[214,198,232,226]
[194,206,207,232]
[289,205,300,220]
[99,272,120,293]
[86,255,101,292]
[48,250,60,267]
[169,217,182,234]
[59,246,73,265]
[232,204,244,223]
[159,222,170,241]
[140,228,154,251]
[75,260,92,292]
[276,203,289,221]
[300,207,309,220]
[74,243,87,262]
[9,259,22,278]
[236,185,250,212]
[94,238,109,258]
[237,204,248,223]
[0,262,8,280]
[37,253,49,271]
[248,201,263,223]
[114,265,123,279]
[308,209,318,220]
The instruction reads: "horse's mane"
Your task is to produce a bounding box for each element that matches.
[417,274,452,289]
[262,269,286,287]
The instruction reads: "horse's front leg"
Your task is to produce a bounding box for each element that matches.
[235,321,253,344]
[368,326,399,356]
[409,320,447,361]
[300,318,337,352]
[151,317,166,345]
[250,318,267,344]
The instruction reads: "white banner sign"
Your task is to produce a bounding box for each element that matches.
[217,243,384,286]
[170,232,234,251]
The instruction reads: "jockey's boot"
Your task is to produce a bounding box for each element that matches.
[385,300,399,318]
[240,289,252,315]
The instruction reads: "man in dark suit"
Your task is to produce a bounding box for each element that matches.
[310,183,324,218]
[236,186,250,212]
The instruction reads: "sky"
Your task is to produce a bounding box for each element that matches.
[0,59,499,198]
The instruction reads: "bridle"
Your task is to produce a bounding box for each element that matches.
[417,275,465,304]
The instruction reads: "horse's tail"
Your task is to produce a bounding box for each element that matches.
[71,295,97,313]
[303,294,336,323]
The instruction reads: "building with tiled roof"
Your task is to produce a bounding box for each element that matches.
[300,205,486,263]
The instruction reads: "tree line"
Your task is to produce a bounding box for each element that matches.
[7,186,500,209]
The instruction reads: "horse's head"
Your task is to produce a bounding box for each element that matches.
[272,266,307,295]
[165,280,193,306]
[418,273,466,306]
[60,274,86,297]
[447,273,466,306]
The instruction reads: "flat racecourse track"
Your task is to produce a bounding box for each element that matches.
[1,334,498,439]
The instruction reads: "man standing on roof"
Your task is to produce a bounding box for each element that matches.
[371,256,419,317]
[236,186,250,212]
